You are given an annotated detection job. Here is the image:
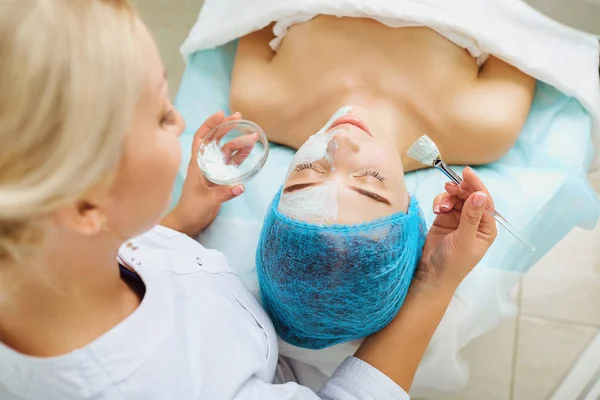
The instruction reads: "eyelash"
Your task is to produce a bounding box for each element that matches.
[294,162,320,172]
[294,163,385,182]
[359,169,386,182]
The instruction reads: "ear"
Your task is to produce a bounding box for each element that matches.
[53,200,106,236]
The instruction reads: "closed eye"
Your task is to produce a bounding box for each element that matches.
[355,169,385,182]
[294,162,324,173]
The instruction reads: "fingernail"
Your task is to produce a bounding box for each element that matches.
[446,182,458,188]
[232,185,245,196]
[472,192,487,207]
[441,202,451,211]
[434,204,441,213]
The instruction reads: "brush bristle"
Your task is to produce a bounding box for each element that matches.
[407,135,441,166]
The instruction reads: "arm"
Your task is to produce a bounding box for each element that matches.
[354,285,453,391]
[450,56,536,164]
[356,167,497,392]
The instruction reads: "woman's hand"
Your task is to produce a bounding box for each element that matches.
[414,167,498,294]
[161,111,248,237]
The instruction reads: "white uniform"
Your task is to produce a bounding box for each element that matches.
[0,225,409,400]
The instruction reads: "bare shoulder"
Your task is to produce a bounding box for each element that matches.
[447,56,536,164]
[230,24,286,127]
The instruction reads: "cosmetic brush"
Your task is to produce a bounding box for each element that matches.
[407,134,535,252]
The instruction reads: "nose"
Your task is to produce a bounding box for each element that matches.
[175,109,186,136]
[330,129,359,153]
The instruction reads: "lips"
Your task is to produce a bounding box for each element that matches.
[328,116,372,137]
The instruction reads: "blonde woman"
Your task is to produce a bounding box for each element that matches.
[0,1,497,399]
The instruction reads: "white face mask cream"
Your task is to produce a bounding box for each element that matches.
[285,106,352,178]
[279,106,353,223]
[278,181,338,223]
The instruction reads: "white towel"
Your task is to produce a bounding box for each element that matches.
[181,0,600,171]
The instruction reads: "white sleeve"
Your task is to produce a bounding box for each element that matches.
[235,357,410,400]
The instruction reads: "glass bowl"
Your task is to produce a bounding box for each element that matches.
[196,119,269,186]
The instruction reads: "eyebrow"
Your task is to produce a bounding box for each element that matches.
[284,182,321,193]
[349,186,391,206]
[283,183,391,206]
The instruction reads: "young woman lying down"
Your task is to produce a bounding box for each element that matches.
[228,17,535,350]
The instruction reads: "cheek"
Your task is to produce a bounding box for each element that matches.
[376,140,400,160]
[148,132,182,208]
[363,144,403,171]
[287,137,331,177]
[162,133,183,179]
[108,131,182,235]
[137,131,181,190]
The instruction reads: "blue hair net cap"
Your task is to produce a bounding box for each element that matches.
[256,189,427,350]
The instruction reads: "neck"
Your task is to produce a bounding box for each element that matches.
[337,91,425,159]
[0,231,140,356]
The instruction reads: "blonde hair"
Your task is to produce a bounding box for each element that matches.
[0,0,144,265]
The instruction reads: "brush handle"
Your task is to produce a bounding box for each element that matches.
[434,161,535,252]
[434,160,463,185]
[489,211,536,252]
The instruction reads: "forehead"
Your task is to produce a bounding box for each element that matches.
[135,22,165,92]
[335,185,407,225]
